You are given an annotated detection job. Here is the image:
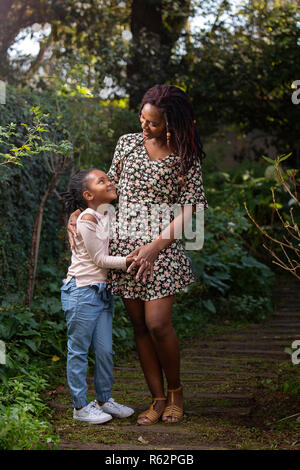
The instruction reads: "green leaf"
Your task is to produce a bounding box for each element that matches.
[203,299,216,313]
[24,339,37,352]
[262,156,275,164]
[277,153,292,163]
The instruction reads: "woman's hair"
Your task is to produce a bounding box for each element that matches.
[140,84,205,176]
[62,169,97,215]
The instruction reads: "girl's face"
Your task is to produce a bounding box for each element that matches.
[83,170,117,206]
[140,103,166,140]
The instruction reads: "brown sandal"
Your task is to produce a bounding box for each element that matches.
[162,385,183,423]
[137,397,167,425]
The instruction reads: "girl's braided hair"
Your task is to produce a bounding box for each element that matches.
[139,84,205,177]
[62,169,97,215]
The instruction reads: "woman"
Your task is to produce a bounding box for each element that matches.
[69,84,208,424]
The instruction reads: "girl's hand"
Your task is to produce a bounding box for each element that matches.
[67,209,81,250]
[125,255,138,268]
[127,242,160,282]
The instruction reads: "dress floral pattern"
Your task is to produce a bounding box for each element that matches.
[106,133,208,301]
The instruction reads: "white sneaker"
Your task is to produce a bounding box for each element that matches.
[73,401,112,424]
[99,398,134,418]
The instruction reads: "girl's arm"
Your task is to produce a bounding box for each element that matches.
[78,218,128,270]
[78,218,151,280]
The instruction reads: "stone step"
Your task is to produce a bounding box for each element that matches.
[274,292,300,296]
[186,392,253,402]
[273,306,300,312]
[113,377,250,386]
[58,440,232,450]
[185,406,252,417]
[275,291,300,295]
[190,351,288,360]
[273,312,300,319]
[267,322,300,328]
[195,341,289,350]
[88,389,253,404]
[257,329,299,336]
[170,369,277,377]
[134,404,252,417]
[220,329,300,336]
[48,399,252,420]
[182,359,272,367]
[210,334,300,341]
[182,379,251,385]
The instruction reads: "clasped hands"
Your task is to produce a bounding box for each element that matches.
[67,210,158,284]
[126,242,159,283]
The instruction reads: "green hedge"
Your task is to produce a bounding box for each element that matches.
[0,86,139,294]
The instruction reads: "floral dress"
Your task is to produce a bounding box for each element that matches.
[106,133,208,301]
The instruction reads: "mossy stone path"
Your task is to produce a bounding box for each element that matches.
[48,275,300,450]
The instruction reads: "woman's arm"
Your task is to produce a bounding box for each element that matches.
[153,204,195,252]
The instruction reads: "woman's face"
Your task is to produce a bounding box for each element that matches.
[140,103,166,140]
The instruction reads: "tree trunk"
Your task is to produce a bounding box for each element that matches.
[0,0,67,81]
[25,154,67,306]
[127,0,191,110]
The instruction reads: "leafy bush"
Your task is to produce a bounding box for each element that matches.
[0,407,58,450]
[112,297,135,355]
[0,372,59,450]
[0,85,138,295]
[172,206,275,338]
[0,298,67,383]
[202,158,295,259]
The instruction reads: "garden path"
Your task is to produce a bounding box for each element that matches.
[47,274,300,450]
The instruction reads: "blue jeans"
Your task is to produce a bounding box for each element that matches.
[61,277,114,409]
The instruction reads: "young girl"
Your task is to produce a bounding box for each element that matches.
[61,168,149,424]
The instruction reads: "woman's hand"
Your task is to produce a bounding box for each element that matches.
[127,241,160,282]
[126,254,153,283]
[67,209,81,250]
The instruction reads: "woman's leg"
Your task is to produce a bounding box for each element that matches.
[145,296,183,423]
[122,298,166,423]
